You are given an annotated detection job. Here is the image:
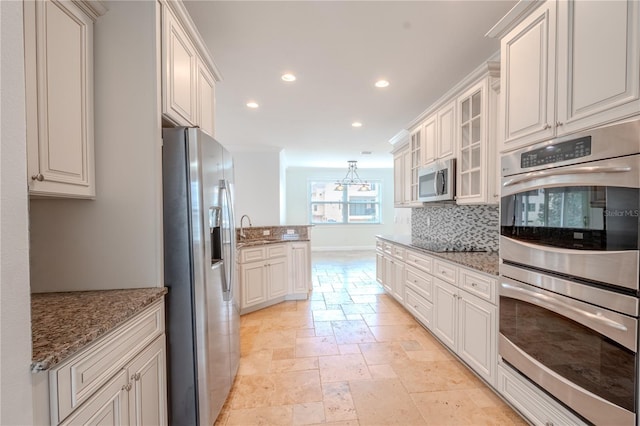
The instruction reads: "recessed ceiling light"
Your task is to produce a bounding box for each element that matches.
[281,73,296,82]
[352,122,363,128]
[246,101,259,109]
[375,80,390,88]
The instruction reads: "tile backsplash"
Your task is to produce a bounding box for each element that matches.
[412,204,499,252]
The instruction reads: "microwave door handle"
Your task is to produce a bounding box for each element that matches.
[502,165,632,187]
[436,170,445,195]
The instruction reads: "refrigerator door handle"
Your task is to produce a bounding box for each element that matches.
[219,180,236,297]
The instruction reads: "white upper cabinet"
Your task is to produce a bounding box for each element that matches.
[162,5,197,126]
[436,100,456,160]
[499,0,640,151]
[24,0,105,198]
[196,59,216,137]
[161,1,220,134]
[456,71,500,205]
[422,114,437,165]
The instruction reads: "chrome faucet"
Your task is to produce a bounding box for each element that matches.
[240,215,252,238]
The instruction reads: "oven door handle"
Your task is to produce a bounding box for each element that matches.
[500,277,637,353]
[502,165,632,187]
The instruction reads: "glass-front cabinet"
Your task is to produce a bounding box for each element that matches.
[409,127,423,202]
[456,72,499,205]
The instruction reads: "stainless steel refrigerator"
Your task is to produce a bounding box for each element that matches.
[162,127,240,426]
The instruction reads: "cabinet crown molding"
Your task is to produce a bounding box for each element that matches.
[485,0,544,39]
[406,54,501,132]
[72,0,108,21]
[163,0,223,81]
[389,129,410,150]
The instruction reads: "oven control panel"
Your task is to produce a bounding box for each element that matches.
[521,136,592,168]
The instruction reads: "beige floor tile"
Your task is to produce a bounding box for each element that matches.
[232,370,322,409]
[223,251,526,426]
[225,405,293,425]
[331,320,377,345]
[296,335,340,357]
[349,378,426,425]
[368,364,397,379]
[359,342,410,366]
[293,402,326,425]
[313,309,347,322]
[322,381,358,422]
[237,349,272,376]
[319,353,372,383]
[270,356,319,374]
[392,359,482,393]
[338,344,361,355]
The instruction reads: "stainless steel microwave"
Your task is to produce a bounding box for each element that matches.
[418,158,456,203]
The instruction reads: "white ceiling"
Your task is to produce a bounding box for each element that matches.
[184,1,517,169]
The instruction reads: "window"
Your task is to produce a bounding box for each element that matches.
[309,180,381,224]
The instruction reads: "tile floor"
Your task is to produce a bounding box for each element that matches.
[215,250,527,425]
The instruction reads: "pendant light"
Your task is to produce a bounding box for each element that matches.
[334,161,371,191]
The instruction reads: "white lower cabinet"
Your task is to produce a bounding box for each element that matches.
[49,301,167,425]
[375,238,498,388]
[433,276,497,387]
[498,362,587,426]
[239,242,311,314]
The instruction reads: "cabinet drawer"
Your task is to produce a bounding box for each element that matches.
[240,247,265,263]
[405,250,432,274]
[433,259,457,285]
[405,288,433,330]
[459,268,496,304]
[392,245,405,259]
[50,301,165,424]
[405,266,432,302]
[498,363,588,426]
[376,239,384,252]
[266,244,286,259]
[383,242,393,256]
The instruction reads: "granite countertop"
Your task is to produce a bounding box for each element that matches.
[237,238,311,248]
[31,287,167,372]
[377,235,500,276]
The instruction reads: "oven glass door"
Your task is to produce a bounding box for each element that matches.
[500,286,637,414]
[501,186,639,251]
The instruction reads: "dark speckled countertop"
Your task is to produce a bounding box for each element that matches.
[31,287,167,372]
[377,235,499,276]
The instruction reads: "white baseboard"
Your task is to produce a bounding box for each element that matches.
[311,246,376,252]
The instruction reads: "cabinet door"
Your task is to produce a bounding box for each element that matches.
[436,100,456,159]
[432,278,457,351]
[196,59,216,137]
[457,291,496,386]
[267,257,288,299]
[556,0,640,135]
[290,243,310,294]
[128,336,167,426]
[25,0,95,198]
[409,129,422,202]
[392,261,405,304]
[376,251,384,284]
[383,255,393,294]
[60,370,130,426]
[423,115,437,164]
[402,149,413,204]
[501,1,556,150]
[163,6,197,126]
[240,261,268,308]
[393,152,405,206]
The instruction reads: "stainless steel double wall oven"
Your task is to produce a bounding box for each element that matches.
[499,119,640,425]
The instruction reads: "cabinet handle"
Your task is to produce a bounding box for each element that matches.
[471,282,478,287]
[132,373,141,381]
[545,422,554,426]
[122,382,132,392]
[556,121,563,127]
[543,123,551,130]
[31,174,44,182]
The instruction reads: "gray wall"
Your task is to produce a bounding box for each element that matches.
[29,1,163,292]
[0,0,34,422]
